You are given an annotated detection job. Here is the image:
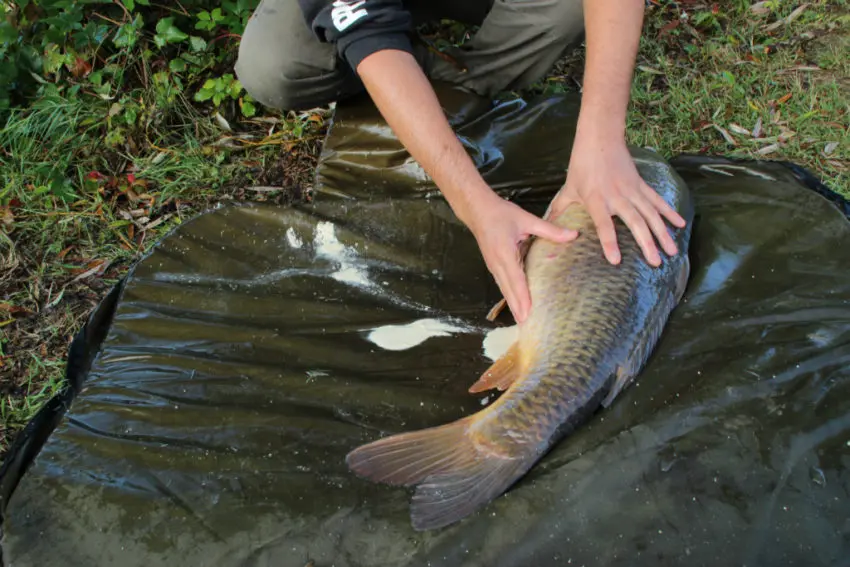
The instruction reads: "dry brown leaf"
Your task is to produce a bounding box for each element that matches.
[638,65,664,75]
[729,123,751,136]
[57,246,74,261]
[712,124,737,146]
[0,206,13,227]
[71,259,109,283]
[751,1,770,15]
[142,214,173,232]
[779,66,823,73]
[752,117,763,138]
[765,3,810,31]
[648,93,672,107]
[757,143,780,155]
[214,112,232,132]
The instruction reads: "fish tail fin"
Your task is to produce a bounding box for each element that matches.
[346,418,531,531]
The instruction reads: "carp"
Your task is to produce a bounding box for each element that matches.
[346,162,694,531]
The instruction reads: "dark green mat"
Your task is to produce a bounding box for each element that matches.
[1,88,848,567]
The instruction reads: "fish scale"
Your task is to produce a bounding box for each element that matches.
[346,163,695,531]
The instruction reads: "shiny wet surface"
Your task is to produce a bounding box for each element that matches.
[1,89,849,566]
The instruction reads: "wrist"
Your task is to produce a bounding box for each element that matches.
[445,177,498,230]
[576,106,626,143]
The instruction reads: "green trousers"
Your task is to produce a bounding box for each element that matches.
[235,0,585,111]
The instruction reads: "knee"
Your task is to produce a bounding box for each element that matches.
[541,0,585,44]
[235,39,302,111]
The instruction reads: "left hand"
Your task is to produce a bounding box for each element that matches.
[546,130,686,267]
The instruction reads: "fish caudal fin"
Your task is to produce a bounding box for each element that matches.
[469,342,522,393]
[346,419,530,531]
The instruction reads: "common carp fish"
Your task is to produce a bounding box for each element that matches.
[346,161,694,531]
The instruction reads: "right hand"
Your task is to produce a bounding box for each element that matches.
[467,193,578,324]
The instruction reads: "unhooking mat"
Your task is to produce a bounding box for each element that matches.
[1,86,849,567]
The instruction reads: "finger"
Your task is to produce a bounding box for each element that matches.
[641,183,687,228]
[614,198,661,267]
[495,256,529,323]
[523,211,578,243]
[631,187,679,257]
[586,198,621,264]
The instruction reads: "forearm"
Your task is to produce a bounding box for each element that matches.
[355,49,493,228]
[579,0,645,139]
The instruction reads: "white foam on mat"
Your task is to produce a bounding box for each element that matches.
[314,221,372,287]
[366,318,473,351]
[285,227,303,249]
[482,324,519,361]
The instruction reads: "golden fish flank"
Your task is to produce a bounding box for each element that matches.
[346,159,695,531]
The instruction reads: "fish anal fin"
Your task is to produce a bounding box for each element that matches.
[469,342,522,394]
[486,298,507,322]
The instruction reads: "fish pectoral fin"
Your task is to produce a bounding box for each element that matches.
[602,278,686,409]
[675,254,691,303]
[469,342,522,394]
[346,418,531,531]
[601,364,636,408]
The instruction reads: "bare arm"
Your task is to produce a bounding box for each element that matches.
[356,50,575,323]
[549,0,686,264]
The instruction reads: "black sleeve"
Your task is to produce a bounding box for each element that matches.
[298,0,414,72]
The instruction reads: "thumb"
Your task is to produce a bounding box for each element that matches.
[523,211,578,243]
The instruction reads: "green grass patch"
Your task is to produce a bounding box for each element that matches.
[628,0,849,195]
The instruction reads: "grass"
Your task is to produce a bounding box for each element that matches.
[0,0,847,461]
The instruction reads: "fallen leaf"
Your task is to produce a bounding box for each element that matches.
[57,246,74,260]
[70,56,92,78]
[779,65,822,73]
[142,214,173,232]
[0,206,14,227]
[214,112,232,132]
[765,3,810,31]
[757,143,780,155]
[823,141,839,156]
[751,1,771,15]
[658,19,680,37]
[728,123,751,136]
[712,124,737,146]
[71,259,109,283]
[777,93,793,105]
[752,118,763,138]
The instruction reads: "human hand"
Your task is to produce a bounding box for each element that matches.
[546,133,686,266]
[468,193,578,324]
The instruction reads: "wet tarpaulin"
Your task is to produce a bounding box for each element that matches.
[1,86,850,567]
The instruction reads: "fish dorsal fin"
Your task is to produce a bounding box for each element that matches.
[469,341,523,394]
